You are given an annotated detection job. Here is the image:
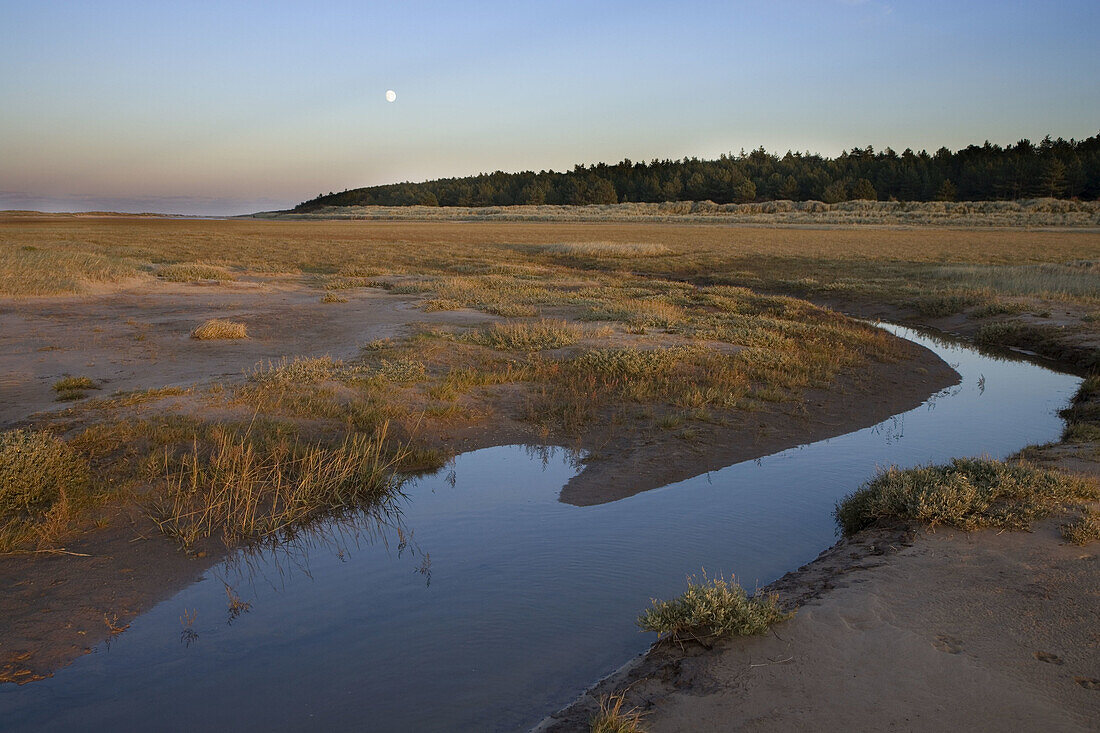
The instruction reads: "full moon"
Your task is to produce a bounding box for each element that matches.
[385,89,396,103]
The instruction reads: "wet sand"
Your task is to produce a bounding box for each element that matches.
[0,278,958,687]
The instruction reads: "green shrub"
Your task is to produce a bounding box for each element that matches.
[637,573,791,641]
[835,458,1097,536]
[0,430,91,520]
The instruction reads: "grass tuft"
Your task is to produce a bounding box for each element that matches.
[191,319,247,340]
[52,376,99,392]
[1061,507,1100,545]
[637,572,791,642]
[590,693,646,733]
[835,458,1098,536]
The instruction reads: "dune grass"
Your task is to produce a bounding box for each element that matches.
[834,458,1098,536]
[191,319,247,340]
[637,573,791,642]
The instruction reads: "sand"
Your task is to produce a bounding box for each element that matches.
[541,519,1100,732]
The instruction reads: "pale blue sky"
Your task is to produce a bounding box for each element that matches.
[1,0,1097,214]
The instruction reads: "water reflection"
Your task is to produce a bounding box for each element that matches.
[0,327,1082,733]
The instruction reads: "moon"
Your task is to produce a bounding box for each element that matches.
[385,89,396,103]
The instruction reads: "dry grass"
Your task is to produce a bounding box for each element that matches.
[321,291,348,303]
[835,458,1098,536]
[539,241,670,257]
[0,246,138,296]
[157,263,234,282]
[637,572,791,642]
[590,693,647,733]
[251,356,343,385]
[190,319,247,340]
[2,215,1096,556]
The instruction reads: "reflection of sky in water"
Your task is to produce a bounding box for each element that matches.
[1,327,1081,733]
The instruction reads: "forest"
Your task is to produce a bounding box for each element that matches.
[295,134,1100,210]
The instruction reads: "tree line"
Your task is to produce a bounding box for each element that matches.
[295,133,1100,210]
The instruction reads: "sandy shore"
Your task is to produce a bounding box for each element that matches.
[542,505,1100,732]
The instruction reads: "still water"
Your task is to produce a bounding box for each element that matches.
[0,326,1081,732]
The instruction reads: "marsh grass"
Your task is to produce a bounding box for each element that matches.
[191,319,247,340]
[0,429,93,551]
[931,262,1100,302]
[637,573,790,642]
[321,292,348,303]
[158,263,234,282]
[540,241,670,257]
[148,422,406,549]
[0,247,139,296]
[834,458,1098,536]
[590,694,646,733]
[466,319,582,351]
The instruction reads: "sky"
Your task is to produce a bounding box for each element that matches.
[1,0,1098,215]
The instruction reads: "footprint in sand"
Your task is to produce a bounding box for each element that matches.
[1033,651,1065,665]
[932,634,964,654]
[1074,677,1100,690]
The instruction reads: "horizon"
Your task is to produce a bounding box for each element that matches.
[3,1,1098,216]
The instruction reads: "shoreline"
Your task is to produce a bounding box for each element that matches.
[0,292,956,686]
[539,513,1100,732]
[539,357,1100,732]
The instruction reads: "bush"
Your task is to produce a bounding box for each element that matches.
[637,573,791,641]
[835,458,1097,536]
[0,430,91,521]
